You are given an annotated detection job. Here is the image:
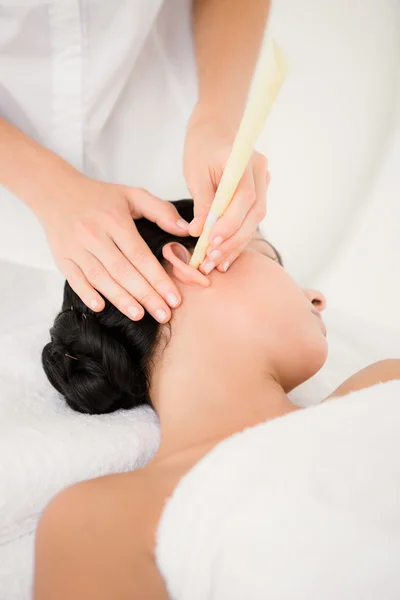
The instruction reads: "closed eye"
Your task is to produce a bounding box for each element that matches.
[253,238,283,266]
[264,253,281,263]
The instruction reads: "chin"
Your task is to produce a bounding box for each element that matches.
[303,335,329,382]
[281,335,328,393]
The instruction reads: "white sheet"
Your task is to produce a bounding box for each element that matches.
[156,381,400,600]
[0,260,160,549]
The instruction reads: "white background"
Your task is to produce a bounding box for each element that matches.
[259,0,399,332]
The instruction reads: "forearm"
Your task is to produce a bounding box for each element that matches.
[192,0,271,129]
[0,117,81,218]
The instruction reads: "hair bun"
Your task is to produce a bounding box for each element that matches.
[42,309,145,414]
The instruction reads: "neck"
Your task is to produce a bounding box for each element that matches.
[150,331,298,465]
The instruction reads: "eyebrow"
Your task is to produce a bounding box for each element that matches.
[254,238,284,266]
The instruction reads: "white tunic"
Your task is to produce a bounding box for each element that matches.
[0,0,197,191]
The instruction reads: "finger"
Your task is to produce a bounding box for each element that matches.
[125,189,190,236]
[200,161,268,274]
[204,240,249,276]
[213,212,259,268]
[199,210,256,275]
[207,165,256,248]
[79,252,171,323]
[104,220,181,310]
[217,165,267,261]
[216,246,245,274]
[62,259,105,312]
[210,154,268,248]
[187,178,215,237]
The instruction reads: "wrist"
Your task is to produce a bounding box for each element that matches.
[188,101,244,139]
[33,161,88,224]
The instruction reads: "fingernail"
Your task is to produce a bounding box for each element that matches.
[128,306,141,320]
[209,249,222,261]
[155,309,168,323]
[166,293,179,307]
[213,236,224,247]
[222,260,230,272]
[177,219,189,230]
[203,261,215,275]
[90,300,99,310]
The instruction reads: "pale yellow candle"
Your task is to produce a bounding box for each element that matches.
[190,38,289,269]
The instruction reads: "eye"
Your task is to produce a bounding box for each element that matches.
[263,253,280,263]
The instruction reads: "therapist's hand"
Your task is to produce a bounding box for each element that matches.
[39,175,190,322]
[184,109,269,274]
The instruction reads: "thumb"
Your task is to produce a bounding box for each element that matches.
[188,178,215,237]
[126,188,191,236]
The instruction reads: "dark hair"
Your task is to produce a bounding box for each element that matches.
[42,199,197,415]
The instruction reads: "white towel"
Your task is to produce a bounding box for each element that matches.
[0,260,160,549]
[0,533,35,600]
[156,381,400,600]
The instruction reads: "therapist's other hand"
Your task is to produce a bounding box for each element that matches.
[39,176,190,322]
[184,111,269,274]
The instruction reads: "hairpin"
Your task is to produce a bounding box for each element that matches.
[65,353,78,361]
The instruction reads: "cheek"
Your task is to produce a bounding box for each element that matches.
[216,252,327,339]
[224,254,298,320]
[250,264,306,326]
[234,258,328,385]
[266,303,328,390]
[269,296,328,388]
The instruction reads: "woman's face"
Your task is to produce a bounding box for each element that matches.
[220,234,327,389]
[173,234,328,392]
[164,234,327,392]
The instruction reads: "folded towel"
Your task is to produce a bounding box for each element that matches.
[0,261,160,548]
[156,381,400,600]
[0,533,35,600]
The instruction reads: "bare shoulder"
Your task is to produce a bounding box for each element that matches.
[34,468,170,599]
[327,359,400,400]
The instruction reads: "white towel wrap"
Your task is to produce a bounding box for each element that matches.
[156,381,400,600]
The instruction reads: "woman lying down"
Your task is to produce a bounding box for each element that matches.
[35,200,400,599]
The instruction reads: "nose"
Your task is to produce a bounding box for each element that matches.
[303,289,326,312]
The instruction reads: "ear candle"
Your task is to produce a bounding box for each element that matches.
[189,38,289,269]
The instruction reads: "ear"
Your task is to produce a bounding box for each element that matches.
[162,243,210,287]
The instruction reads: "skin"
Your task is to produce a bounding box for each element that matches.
[187,0,271,274]
[33,237,399,599]
[1,0,270,318]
